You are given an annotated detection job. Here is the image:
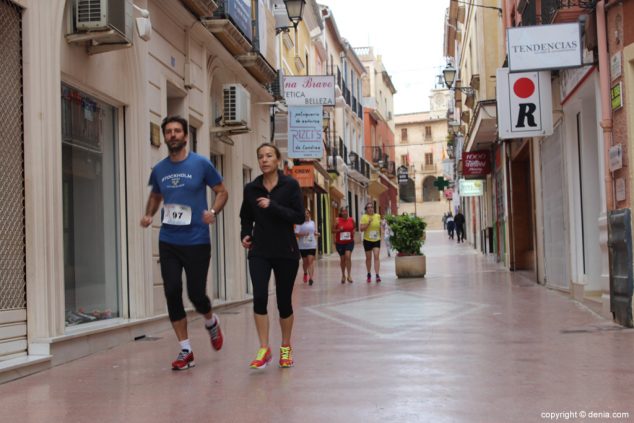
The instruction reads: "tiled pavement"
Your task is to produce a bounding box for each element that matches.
[1,231,633,423]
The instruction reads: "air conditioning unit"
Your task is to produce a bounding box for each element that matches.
[223,84,251,127]
[74,0,133,44]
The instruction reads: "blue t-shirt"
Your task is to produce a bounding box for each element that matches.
[149,153,223,245]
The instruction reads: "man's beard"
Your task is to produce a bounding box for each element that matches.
[167,139,186,153]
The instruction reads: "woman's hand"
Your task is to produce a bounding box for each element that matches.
[256,197,270,209]
[242,235,252,249]
[315,232,321,237]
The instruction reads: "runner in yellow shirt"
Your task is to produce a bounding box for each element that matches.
[359,203,382,283]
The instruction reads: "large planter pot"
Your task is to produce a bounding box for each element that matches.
[395,254,426,278]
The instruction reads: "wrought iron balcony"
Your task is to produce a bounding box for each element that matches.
[541,0,594,25]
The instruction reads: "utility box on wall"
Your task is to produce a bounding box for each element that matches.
[608,208,633,327]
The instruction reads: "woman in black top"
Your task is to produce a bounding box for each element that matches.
[240,143,305,369]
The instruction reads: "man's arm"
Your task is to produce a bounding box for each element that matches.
[203,182,229,225]
[140,192,163,227]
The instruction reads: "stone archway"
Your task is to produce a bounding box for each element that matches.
[423,176,440,201]
[399,179,415,203]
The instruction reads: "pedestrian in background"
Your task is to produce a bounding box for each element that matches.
[454,208,466,243]
[360,203,382,283]
[446,213,455,240]
[140,115,228,371]
[381,214,393,257]
[295,209,319,286]
[240,143,305,369]
[334,206,355,283]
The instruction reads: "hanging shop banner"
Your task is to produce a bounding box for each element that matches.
[507,23,582,72]
[226,0,252,41]
[288,106,323,159]
[496,68,553,139]
[397,165,409,184]
[284,76,336,106]
[459,179,484,197]
[291,164,315,188]
[462,152,491,178]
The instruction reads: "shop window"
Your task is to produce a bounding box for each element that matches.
[61,84,121,326]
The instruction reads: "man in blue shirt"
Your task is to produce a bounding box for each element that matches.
[141,116,228,370]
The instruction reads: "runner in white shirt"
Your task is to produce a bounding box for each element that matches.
[295,209,320,286]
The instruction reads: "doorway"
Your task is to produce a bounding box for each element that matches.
[509,141,535,271]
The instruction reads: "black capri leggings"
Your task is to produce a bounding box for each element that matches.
[159,241,212,322]
[249,257,299,319]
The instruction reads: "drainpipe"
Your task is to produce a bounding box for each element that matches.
[597,0,615,210]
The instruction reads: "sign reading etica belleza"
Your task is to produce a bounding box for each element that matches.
[284,76,336,106]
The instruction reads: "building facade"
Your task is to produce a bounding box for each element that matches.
[444,0,634,325]
[394,90,451,229]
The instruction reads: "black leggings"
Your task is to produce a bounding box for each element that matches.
[249,257,299,319]
[159,242,212,322]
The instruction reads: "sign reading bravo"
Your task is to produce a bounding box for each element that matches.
[496,68,553,139]
[462,152,491,178]
[284,76,336,106]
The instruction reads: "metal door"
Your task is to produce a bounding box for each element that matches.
[0,0,27,360]
[540,124,568,290]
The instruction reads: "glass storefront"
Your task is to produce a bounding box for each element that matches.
[61,84,121,326]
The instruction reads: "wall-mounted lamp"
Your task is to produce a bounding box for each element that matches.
[132,4,152,41]
[442,63,474,96]
[275,0,306,34]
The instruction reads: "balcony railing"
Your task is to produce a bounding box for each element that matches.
[348,151,371,180]
[541,0,591,25]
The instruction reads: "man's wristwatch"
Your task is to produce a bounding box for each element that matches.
[210,209,216,215]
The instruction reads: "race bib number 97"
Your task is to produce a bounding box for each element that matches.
[163,204,192,226]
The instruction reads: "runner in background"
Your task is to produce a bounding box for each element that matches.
[295,209,320,286]
[333,207,355,284]
[360,203,382,283]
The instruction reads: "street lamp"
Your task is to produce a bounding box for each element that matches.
[284,0,306,28]
[442,63,474,96]
[276,0,306,33]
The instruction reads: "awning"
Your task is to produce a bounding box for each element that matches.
[368,179,388,198]
[465,100,497,152]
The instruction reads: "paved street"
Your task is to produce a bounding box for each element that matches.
[1,231,633,423]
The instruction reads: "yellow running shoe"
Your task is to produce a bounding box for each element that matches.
[249,347,272,369]
[279,345,294,368]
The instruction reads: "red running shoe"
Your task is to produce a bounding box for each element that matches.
[250,347,272,369]
[279,345,294,368]
[172,350,195,370]
[376,274,382,283]
[303,273,308,283]
[206,314,223,351]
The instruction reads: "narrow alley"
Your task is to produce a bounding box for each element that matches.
[0,232,631,423]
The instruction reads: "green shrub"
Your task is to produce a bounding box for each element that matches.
[385,214,426,256]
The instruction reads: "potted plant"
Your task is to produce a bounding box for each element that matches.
[385,213,427,278]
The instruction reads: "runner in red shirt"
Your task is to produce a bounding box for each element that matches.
[333,207,356,283]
